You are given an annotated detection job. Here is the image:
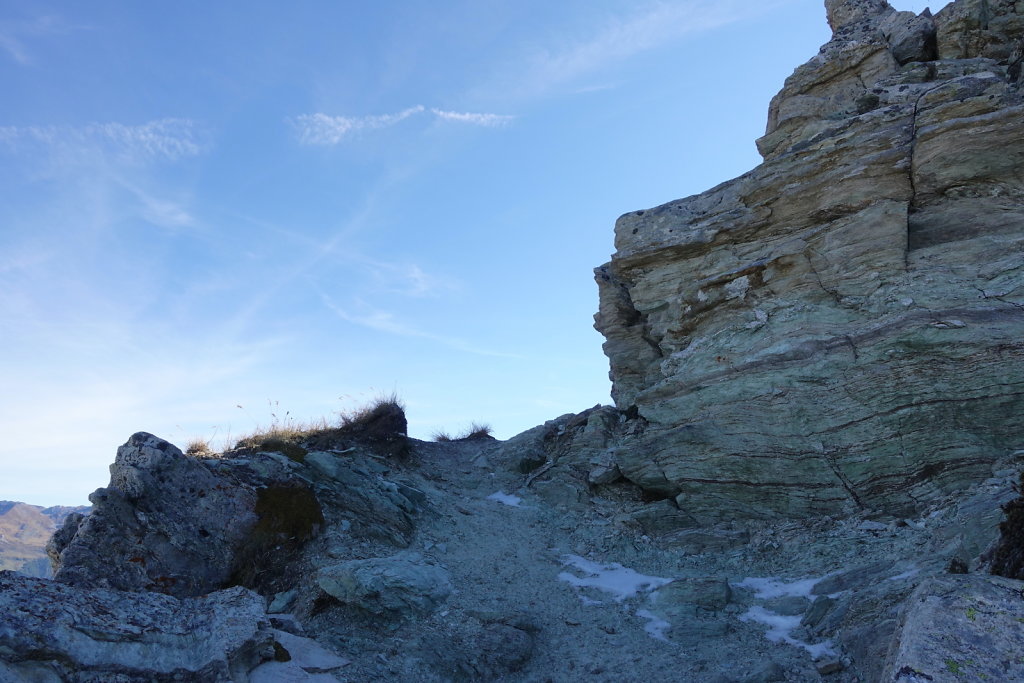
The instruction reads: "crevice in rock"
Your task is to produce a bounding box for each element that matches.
[823,450,866,509]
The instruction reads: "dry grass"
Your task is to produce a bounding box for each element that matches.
[231,394,408,459]
[185,437,214,457]
[432,421,494,442]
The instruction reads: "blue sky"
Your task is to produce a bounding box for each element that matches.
[0,0,941,505]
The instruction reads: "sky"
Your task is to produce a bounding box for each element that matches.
[0,0,942,506]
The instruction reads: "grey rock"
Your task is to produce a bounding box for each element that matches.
[616,500,699,536]
[50,432,259,597]
[420,621,535,681]
[802,595,837,628]
[593,0,1024,522]
[813,561,892,595]
[653,577,733,614]
[881,574,1024,681]
[661,527,750,554]
[743,660,786,683]
[0,571,272,681]
[268,588,297,614]
[317,554,452,617]
[762,594,809,616]
[880,10,938,64]
[305,451,416,545]
[532,480,587,510]
[249,628,350,680]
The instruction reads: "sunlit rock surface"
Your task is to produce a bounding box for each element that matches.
[595,0,1024,520]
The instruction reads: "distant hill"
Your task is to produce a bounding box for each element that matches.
[0,501,90,578]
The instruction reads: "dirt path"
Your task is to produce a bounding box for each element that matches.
[292,437,1016,682]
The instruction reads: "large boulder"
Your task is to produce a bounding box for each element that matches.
[317,554,452,617]
[881,574,1024,681]
[0,571,273,681]
[593,0,1024,521]
[49,432,260,597]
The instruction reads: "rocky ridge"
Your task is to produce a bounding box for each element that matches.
[3,1,1024,681]
[595,0,1024,521]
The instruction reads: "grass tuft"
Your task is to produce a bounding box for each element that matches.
[185,437,215,457]
[231,394,410,459]
[432,422,494,442]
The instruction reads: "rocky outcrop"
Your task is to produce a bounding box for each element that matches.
[47,430,420,599]
[594,0,1024,520]
[881,574,1024,681]
[0,571,273,681]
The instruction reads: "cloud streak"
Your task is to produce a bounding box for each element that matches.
[496,0,792,100]
[292,106,514,145]
[0,118,204,164]
[0,14,87,66]
[430,109,515,127]
[319,293,520,358]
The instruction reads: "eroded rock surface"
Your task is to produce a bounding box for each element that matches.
[594,0,1024,520]
[0,571,273,681]
[881,574,1024,682]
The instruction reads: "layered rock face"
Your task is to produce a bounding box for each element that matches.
[595,0,1024,520]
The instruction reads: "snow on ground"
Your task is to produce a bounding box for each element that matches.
[733,576,838,660]
[636,609,672,642]
[486,491,523,506]
[732,575,826,599]
[739,606,837,660]
[558,554,673,602]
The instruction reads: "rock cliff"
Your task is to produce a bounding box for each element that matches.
[595,0,1024,521]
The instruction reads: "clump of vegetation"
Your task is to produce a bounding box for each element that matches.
[338,392,407,439]
[232,394,411,460]
[432,422,494,442]
[185,437,214,457]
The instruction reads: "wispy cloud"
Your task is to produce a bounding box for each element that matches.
[495,0,789,100]
[319,293,519,358]
[292,106,514,144]
[292,106,425,145]
[0,14,87,66]
[430,109,515,127]
[0,118,204,165]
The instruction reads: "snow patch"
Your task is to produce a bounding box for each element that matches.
[636,609,671,641]
[486,492,522,507]
[732,575,825,600]
[739,606,836,660]
[558,555,673,602]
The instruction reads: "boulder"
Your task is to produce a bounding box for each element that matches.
[50,432,259,597]
[317,554,452,617]
[881,574,1024,681]
[0,571,272,681]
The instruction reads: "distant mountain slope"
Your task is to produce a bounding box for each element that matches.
[0,501,90,578]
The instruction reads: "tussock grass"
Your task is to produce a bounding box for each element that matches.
[185,437,214,457]
[230,394,409,459]
[432,421,494,442]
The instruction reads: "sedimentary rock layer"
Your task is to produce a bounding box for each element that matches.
[595,0,1024,520]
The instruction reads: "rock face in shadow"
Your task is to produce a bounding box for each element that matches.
[594,0,1024,521]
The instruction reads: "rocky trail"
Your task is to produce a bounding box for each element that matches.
[261,427,1024,682]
